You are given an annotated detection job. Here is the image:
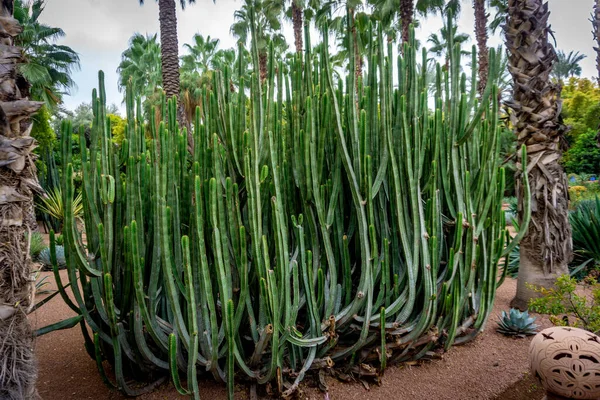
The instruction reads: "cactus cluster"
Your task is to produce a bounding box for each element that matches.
[48,19,527,399]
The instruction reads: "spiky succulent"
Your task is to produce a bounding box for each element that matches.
[38,245,66,269]
[497,308,539,337]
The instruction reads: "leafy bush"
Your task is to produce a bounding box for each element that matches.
[529,275,600,333]
[27,231,47,259]
[570,196,600,268]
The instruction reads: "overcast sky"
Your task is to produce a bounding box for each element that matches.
[39,0,596,114]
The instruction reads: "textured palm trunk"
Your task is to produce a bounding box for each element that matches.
[259,50,267,82]
[0,0,44,398]
[349,8,362,80]
[158,0,191,149]
[399,0,414,47]
[593,0,600,145]
[291,0,303,55]
[474,0,489,95]
[505,0,572,310]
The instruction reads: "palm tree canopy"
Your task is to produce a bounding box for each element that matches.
[13,0,80,108]
[117,33,162,93]
[552,50,587,82]
[428,24,470,58]
[231,0,288,54]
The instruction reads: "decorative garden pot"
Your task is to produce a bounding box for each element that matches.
[530,326,600,399]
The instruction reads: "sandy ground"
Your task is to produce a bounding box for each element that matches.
[30,271,551,400]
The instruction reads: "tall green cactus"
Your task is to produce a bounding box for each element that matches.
[47,17,529,399]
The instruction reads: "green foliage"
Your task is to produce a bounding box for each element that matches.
[552,50,586,83]
[529,275,600,334]
[13,0,80,107]
[49,21,521,398]
[28,231,47,259]
[37,186,83,225]
[496,308,539,337]
[108,113,127,145]
[563,130,600,175]
[570,197,600,268]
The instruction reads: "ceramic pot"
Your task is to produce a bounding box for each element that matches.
[530,326,600,399]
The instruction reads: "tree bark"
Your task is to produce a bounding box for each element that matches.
[0,1,43,398]
[400,0,414,47]
[158,0,191,149]
[259,50,267,83]
[474,0,489,95]
[291,0,303,55]
[505,0,572,310]
[593,0,600,146]
[349,8,362,81]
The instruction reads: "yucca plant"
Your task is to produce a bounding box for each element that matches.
[37,186,83,226]
[497,308,539,337]
[42,13,528,399]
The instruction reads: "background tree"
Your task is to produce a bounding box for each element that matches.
[552,50,587,83]
[505,0,573,309]
[231,0,287,81]
[428,24,470,69]
[0,0,44,397]
[474,0,488,94]
[117,33,162,119]
[139,0,198,128]
[13,0,80,108]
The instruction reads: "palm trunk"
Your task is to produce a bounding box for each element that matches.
[158,0,191,149]
[291,0,303,55]
[259,50,267,82]
[593,0,600,146]
[474,0,489,95]
[350,8,362,80]
[400,0,414,47]
[0,0,44,398]
[505,0,572,310]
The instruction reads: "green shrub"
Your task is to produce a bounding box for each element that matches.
[27,231,47,259]
[570,196,600,269]
[529,275,600,333]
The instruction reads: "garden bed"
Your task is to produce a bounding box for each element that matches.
[31,272,552,399]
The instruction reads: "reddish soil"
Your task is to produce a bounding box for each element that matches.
[31,272,551,400]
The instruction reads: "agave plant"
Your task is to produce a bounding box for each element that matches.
[497,308,539,338]
[38,246,66,270]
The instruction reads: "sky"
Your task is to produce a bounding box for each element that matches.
[39,0,597,114]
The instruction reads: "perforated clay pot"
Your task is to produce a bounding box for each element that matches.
[530,326,600,399]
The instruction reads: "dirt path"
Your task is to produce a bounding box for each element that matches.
[31,272,550,399]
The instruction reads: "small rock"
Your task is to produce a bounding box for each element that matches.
[493,361,499,367]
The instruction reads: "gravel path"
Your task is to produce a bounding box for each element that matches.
[31,271,550,399]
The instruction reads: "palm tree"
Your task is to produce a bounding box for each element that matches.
[13,0,80,108]
[117,33,162,120]
[139,0,198,128]
[369,0,457,46]
[0,0,44,398]
[231,0,287,82]
[489,0,507,33]
[267,0,307,54]
[117,33,162,96]
[474,0,488,94]
[428,24,470,69]
[552,50,587,83]
[505,0,572,309]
